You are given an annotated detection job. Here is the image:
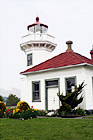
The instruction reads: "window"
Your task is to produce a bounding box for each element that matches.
[32,81,40,101]
[27,53,32,66]
[65,77,76,94]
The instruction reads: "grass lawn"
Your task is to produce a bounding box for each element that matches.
[83,116,93,119]
[0,118,93,140]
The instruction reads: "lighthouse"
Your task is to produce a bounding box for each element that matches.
[20,17,57,68]
[20,17,93,111]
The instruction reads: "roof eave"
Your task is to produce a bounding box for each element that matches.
[21,63,93,75]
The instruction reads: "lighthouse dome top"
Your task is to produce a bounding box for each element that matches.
[27,17,48,33]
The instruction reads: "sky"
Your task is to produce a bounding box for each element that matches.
[0,0,93,96]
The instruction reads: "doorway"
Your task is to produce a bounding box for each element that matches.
[45,79,60,110]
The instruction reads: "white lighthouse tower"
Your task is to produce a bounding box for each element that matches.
[20,17,57,68]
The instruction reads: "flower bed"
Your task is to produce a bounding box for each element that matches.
[0,101,47,119]
[1,101,93,119]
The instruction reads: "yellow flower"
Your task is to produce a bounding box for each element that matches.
[0,101,6,110]
[16,101,30,111]
[0,101,3,103]
[13,110,15,114]
[17,101,25,107]
[16,109,20,112]
[9,107,14,110]
[34,109,37,111]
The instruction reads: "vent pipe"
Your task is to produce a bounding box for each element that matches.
[90,46,93,61]
[66,41,73,52]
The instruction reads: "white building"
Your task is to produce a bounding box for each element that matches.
[20,17,93,110]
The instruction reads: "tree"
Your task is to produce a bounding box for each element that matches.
[57,81,86,113]
[0,95,3,101]
[6,94,20,106]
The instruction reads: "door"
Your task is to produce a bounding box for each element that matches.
[47,87,59,110]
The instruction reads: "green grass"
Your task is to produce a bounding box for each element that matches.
[83,116,93,119]
[0,118,93,140]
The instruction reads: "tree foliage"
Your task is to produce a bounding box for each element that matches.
[57,81,86,113]
[6,94,20,106]
[0,95,3,101]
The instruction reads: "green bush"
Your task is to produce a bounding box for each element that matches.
[36,110,47,116]
[73,108,86,116]
[58,102,72,114]
[0,101,6,111]
[58,82,85,114]
[20,109,37,119]
[60,111,67,117]
[19,109,47,119]
[58,108,87,117]
[5,109,37,120]
[5,108,14,118]
[12,112,21,119]
[85,110,91,115]
[90,110,93,115]
[10,109,37,120]
[0,111,4,118]
[16,101,30,111]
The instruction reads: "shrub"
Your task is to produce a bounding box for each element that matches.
[5,107,22,118]
[11,109,37,120]
[13,109,47,120]
[16,101,30,111]
[73,108,86,116]
[20,109,37,119]
[57,82,85,114]
[60,111,67,117]
[12,112,21,119]
[91,110,93,114]
[36,109,47,116]
[85,110,91,115]
[0,110,4,118]
[5,108,13,118]
[0,101,6,111]
[58,102,72,114]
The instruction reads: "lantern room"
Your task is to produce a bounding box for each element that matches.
[20,17,57,68]
[27,17,48,33]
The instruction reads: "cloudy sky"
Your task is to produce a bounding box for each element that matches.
[0,0,93,96]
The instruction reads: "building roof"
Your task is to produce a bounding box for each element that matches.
[20,51,93,75]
